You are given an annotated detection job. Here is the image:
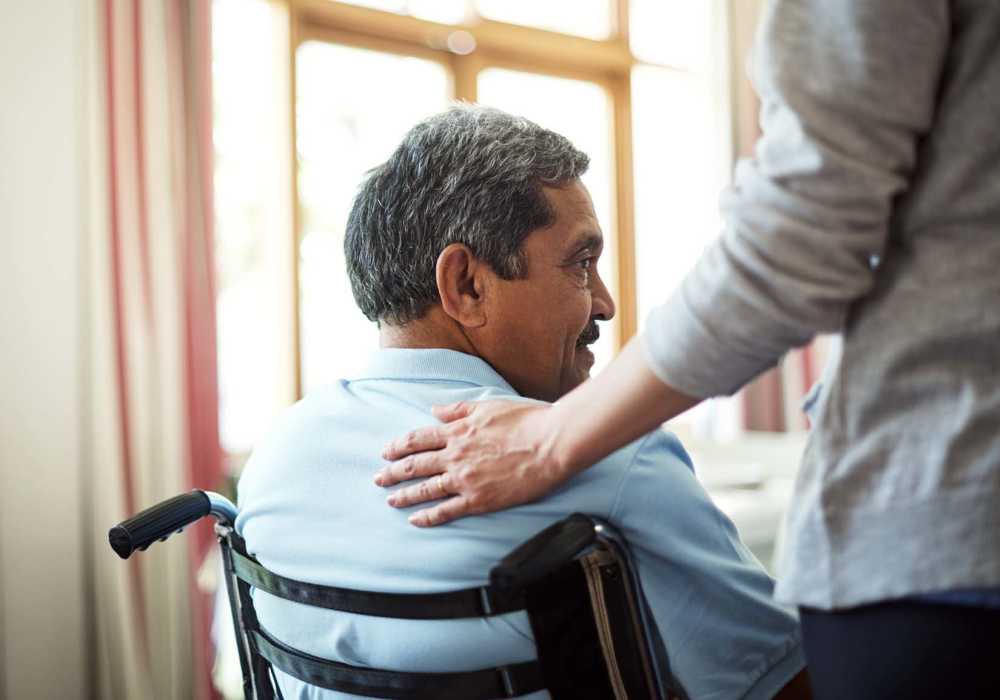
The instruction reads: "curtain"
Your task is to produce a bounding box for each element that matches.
[83,0,221,697]
[727,0,820,432]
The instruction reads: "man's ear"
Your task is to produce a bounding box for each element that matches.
[435,243,488,328]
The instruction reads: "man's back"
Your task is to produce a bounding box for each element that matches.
[237,349,804,699]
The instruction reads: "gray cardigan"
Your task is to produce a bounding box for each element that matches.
[642,0,1000,609]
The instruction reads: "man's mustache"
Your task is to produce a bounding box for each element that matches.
[577,321,600,347]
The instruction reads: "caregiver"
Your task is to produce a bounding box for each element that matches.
[376,1,1000,697]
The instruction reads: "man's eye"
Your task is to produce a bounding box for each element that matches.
[579,258,594,270]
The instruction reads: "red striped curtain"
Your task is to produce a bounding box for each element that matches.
[730,0,822,433]
[86,0,221,697]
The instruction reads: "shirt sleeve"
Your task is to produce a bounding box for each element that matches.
[642,0,951,397]
[609,429,805,700]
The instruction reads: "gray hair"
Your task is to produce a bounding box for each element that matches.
[345,104,590,325]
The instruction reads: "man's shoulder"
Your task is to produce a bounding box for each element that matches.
[551,429,695,520]
[238,379,524,493]
[595,428,711,533]
[597,428,694,476]
[245,384,345,455]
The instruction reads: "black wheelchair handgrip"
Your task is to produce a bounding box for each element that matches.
[490,513,598,593]
[108,490,211,560]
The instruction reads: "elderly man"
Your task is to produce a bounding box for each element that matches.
[237,105,809,699]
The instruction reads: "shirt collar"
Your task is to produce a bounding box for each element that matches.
[354,348,518,395]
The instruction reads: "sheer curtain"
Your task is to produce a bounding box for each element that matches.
[83,0,221,697]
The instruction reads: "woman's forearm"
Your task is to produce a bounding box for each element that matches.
[548,336,702,476]
[377,336,702,526]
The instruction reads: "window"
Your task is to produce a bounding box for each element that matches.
[474,0,614,39]
[213,0,738,456]
[296,41,450,390]
[214,0,296,455]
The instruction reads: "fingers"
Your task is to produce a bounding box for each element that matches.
[386,472,456,508]
[381,425,447,462]
[408,495,472,528]
[375,451,446,487]
[431,401,474,423]
[379,402,476,471]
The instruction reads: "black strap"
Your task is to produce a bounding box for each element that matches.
[253,626,545,700]
[230,549,526,620]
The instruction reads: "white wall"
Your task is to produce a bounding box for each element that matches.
[0,0,89,697]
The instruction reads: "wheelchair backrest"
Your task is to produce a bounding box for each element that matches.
[109,492,685,699]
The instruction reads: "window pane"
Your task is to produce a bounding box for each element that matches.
[475,0,613,40]
[632,64,738,437]
[214,0,293,454]
[630,0,714,70]
[632,66,724,322]
[296,42,450,392]
[408,0,468,24]
[336,0,469,25]
[477,69,617,373]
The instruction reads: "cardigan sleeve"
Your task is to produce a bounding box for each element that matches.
[642,0,950,397]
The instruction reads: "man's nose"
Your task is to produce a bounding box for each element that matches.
[591,271,616,321]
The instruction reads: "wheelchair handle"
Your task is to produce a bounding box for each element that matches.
[108,489,236,560]
[490,513,598,593]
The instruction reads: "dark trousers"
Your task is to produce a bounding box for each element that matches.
[799,600,1000,699]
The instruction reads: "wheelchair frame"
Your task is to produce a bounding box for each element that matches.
[109,490,686,700]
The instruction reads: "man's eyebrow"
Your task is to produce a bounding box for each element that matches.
[565,232,604,258]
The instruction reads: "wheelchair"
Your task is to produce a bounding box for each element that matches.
[109,490,687,700]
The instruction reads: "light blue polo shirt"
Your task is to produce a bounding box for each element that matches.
[236,349,805,699]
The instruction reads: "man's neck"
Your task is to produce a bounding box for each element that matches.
[379,309,478,357]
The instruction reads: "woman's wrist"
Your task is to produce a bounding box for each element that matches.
[543,338,704,483]
[541,399,586,482]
